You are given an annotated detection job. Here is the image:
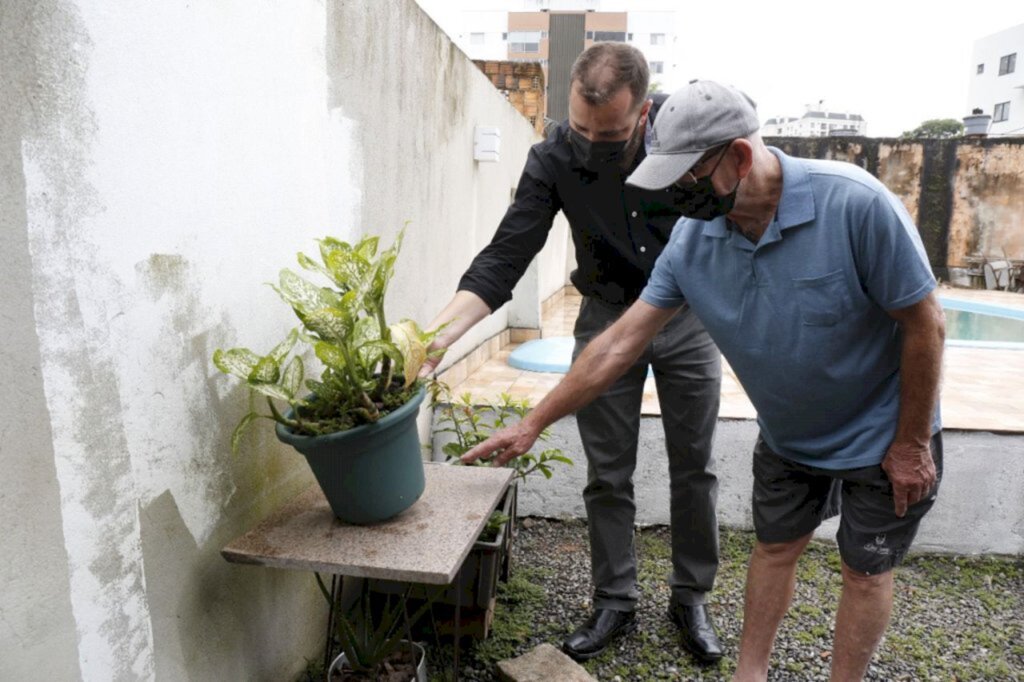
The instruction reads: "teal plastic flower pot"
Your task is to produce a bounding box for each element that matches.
[276,387,426,524]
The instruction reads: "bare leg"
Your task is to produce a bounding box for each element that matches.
[733,534,813,682]
[830,562,893,681]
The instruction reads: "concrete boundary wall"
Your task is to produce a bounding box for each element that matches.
[450,417,1024,557]
[768,137,1024,283]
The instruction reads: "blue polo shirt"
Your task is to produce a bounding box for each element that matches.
[640,148,940,469]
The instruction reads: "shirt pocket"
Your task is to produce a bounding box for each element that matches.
[792,270,851,327]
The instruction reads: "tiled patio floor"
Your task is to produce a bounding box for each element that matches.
[439,285,1024,433]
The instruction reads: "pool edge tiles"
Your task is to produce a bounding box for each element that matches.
[939,296,1024,350]
[939,296,1024,320]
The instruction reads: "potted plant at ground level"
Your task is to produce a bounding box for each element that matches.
[318,574,435,681]
[213,229,436,524]
[427,383,571,610]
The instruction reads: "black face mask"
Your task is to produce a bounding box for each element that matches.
[674,147,740,220]
[568,114,645,173]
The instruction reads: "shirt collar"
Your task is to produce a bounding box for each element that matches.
[769,147,815,230]
[700,146,815,240]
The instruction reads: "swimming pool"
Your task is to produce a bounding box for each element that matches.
[939,297,1024,350]
[509,297,1024,373]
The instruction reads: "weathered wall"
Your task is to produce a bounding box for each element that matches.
[1,0,567,679]
[0,5,82,678]
[769,137,1024,282]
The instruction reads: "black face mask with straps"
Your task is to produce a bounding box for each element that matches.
[673,145,740,221]
[568,114,645,173]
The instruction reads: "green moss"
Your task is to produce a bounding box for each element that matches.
[471,568,547,664]
[419,526,1023,681]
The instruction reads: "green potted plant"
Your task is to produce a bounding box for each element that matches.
[317,574,435,681]
[212,229,436,524]
[427,382,572,609]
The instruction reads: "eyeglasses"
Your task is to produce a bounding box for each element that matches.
[675,141,733,188]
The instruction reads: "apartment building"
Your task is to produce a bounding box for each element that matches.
[968,23,1024,136]
[451,1,677,121]
[761,110,867,138]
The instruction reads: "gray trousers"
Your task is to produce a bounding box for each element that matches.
[572,297,721,611]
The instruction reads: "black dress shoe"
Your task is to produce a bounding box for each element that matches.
[562,608,637,661]
[667,601,723,664]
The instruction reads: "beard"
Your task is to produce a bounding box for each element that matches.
[618,119,646,171]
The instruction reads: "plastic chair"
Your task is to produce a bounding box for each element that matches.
[983,260,1013,290]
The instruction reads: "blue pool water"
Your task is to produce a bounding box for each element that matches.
[940,297,1024,349]
[509,297,1024,373]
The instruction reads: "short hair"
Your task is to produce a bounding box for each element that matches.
[570,43,650,110]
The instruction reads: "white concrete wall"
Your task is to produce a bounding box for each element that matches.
[968,23,1024,136]
[1,0,566,679]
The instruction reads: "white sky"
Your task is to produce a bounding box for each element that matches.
[415,0,1024,137]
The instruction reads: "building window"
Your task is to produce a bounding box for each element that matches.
[977,63,984,74]
[649,61,664,74]
[999,53,1016,75]
[470,32,485,45]
[994,101,1010,122]
[593,31,626,42]
[586,30,594,39]
[651,33,665,45]
[509,31,541,53]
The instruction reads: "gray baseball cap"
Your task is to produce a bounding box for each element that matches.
[627,80,760,190]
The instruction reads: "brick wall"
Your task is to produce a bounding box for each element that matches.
[474,60,546,135]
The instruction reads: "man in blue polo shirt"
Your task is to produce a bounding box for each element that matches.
[461,80,945,680]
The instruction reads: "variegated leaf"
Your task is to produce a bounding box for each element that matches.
[230,412,261,454]
[268,328,299,365]
[274,269,339,317]
[248,355,280,384]
[248,381,293,403]
[296,251,333,282]
[282,356,304,397]
[390,319,428,387]
[314,341,347,371]
[355,235,379,260]
[213,348,261,379]
[303,307,351,343]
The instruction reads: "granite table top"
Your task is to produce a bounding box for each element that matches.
[221,462,514,585]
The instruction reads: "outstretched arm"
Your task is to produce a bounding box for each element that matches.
[419,290,493,377]
[461,300,681,466]
[882,291,945,517]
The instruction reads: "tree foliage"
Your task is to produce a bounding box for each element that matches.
[900,118,964,139]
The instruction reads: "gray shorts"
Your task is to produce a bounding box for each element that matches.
[752,433,943,575]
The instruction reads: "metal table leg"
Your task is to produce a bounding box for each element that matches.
[323,574,341,681]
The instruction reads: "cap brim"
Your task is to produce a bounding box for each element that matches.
[626,150,704,190]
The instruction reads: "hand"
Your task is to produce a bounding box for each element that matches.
[418,340,447,378]
[461,422,540,467]
[881,439,937,517]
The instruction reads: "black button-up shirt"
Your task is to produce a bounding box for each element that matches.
[458,94,693,310]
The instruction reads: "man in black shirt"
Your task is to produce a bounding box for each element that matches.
[422,44,723,664]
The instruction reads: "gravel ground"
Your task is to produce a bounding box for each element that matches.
[426,517,1024,682]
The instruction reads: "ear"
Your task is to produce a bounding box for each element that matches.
[730,138,755,180]
[639,98,653,125]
